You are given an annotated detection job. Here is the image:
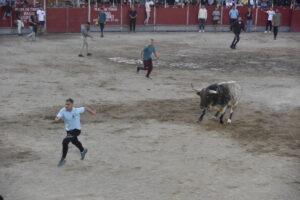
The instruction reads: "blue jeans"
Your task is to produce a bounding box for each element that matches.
[246,19,252,32]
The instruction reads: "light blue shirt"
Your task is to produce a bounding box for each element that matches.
[56,107,85,131]
[229,9,239,19]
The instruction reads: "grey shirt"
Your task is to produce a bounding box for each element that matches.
[81,24,91,38]
[212,10,220,21]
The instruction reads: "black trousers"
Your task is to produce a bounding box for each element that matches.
[129,19,136,31]
[265,20,272,31]
[62,129,84,159]
[100,23,105,35]
[231,33,240,47]
[273,26,278,39]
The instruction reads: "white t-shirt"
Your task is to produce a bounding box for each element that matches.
[37,9,46,21]
[267,10,275,21]
[145,1,154,12]
[56,107,85,131]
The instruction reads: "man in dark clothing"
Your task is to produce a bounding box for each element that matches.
[129,7,137,32]
[230,17,245,49]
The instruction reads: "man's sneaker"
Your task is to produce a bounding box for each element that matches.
[87,53,92,56]
[264,31,267,33]
[202,30,205,32]
[78,54,84,57]
[136,66,140,73]
[57,158,66,167]
[198,30,201,32]
[81,148,88,160]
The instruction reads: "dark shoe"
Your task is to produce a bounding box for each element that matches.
[87,53,92,56]
[78,54,84,57]
[57,158,66,167]
[101,34,104,38]
[81,148,88,160]
[230,45,234,49]
[136,66,140,73]
[146,76,152,79]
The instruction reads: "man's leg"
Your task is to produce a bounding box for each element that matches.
[79,37,86,56]
[274,26,278,39]
[146,59,153,78]
[133,19,136,32]
[17,20,21,35]
[129,19,133,31]
[234,34,240,47]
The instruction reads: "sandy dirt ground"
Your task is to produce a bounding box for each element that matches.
[0,32,299,200]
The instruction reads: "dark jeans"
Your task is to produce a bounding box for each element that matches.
[62,129,84,159]
[266,20,272,31]
[130,19,136,32]
[231,33,240,47]
[199,18,206,30]
[100,23,105,35]
[273,26,278,39]
[230,18,237,31]
[138,58,153,77]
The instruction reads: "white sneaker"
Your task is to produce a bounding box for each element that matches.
[202,30,205,32]
[264,31,267,33]
[198,30,201,32]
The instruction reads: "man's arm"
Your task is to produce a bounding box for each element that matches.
[153,50,159,59]
[85,107,96,115]
[141,49,144,59]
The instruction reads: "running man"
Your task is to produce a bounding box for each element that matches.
[55,98,96,166]
[137,39,159,79]
[230,17,245,49]
[78,22,93,57]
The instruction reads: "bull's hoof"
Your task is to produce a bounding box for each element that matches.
[227,119,232,124]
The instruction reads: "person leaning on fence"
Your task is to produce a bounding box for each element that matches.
[229,6,239,31]
[98,7,106,38]
[230,17,245,49]
[26,15,37,41]
[246,7,253,32]
[78,22,93,57]
[144,0,154,25]
[272,9,281,40]
[36,7,46,34]
[212,6,221,32]
[198,5,207,32]
[2,2,12,20]
[129,6,138,32]
[263,7,275,33]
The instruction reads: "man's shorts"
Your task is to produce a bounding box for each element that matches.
[39,21,45,26]
[143,59,153,69]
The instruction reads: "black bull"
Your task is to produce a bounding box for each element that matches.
[191,81,242,124]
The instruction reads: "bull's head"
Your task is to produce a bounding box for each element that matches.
[191,83,218,109]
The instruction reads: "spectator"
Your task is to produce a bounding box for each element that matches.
[212,6,220,32]
[272,9,281,40]
[98,7,106,37]
[26,15,37,41]
[229,6,238,31]
[2,2,12,19]
[36,7,46,34]
[198,5,207,32]
[16,11,24,36]
[129,6,137,32]
[230,16,244,49]
[144,0,154,25]
[263,7,275,33]
[246,7,252,32]
[78,22,93,57]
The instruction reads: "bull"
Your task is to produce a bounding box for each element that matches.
[191,81,242,124]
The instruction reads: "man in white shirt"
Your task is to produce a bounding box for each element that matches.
[198,5,207,32]
[144,0,154,25]
[36,7,46,34]
[264,7,275,33]
[55,98,96,166]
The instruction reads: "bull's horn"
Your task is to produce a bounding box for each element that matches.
[208,90,218,94]
[191,83,200,92]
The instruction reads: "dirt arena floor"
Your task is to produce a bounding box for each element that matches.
[0,32,299,200]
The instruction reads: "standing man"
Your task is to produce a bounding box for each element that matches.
[272,9,281,40]
[36,7,46,34]
[26,15,37,41]
[212,6,220,32]
[129,6,138,32]
[264,7,275,33]
[198,5,207,33]
[16,11,24,36]
[246,7,253,32]
[137,39,159,79]
[229,6,238,31]
[144,0,154,25]
[78,22,93,57]
[230,17,244,49]
[98,7,106,38]
[55,98,96,167]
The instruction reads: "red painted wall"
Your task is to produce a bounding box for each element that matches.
[290,9,300,32]
[46,8,67,32]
